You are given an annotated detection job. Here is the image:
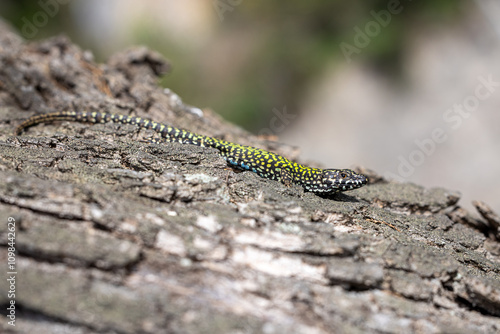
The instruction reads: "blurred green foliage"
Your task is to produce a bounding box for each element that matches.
[1,0,464,131]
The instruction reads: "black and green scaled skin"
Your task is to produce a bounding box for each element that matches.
[15,111,368,193]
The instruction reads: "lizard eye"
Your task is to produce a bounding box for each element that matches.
[340,172,347,178]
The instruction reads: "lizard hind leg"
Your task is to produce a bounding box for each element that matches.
[144,137,165,145]
[279,168,293,187]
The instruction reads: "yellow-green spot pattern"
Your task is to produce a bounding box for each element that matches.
[15,111,368,193]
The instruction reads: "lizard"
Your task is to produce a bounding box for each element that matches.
[15,110,368,193]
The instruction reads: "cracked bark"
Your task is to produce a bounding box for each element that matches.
[0,19,499,334]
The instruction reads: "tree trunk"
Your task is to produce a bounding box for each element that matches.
[0,19,499,334]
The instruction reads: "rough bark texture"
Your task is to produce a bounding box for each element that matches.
[0,20,499,334]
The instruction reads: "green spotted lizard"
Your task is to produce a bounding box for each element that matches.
[15,111,368,193]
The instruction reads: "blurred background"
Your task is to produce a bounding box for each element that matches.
[1,0,499,214]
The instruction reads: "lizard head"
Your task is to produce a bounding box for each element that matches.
[316,168,368,193]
